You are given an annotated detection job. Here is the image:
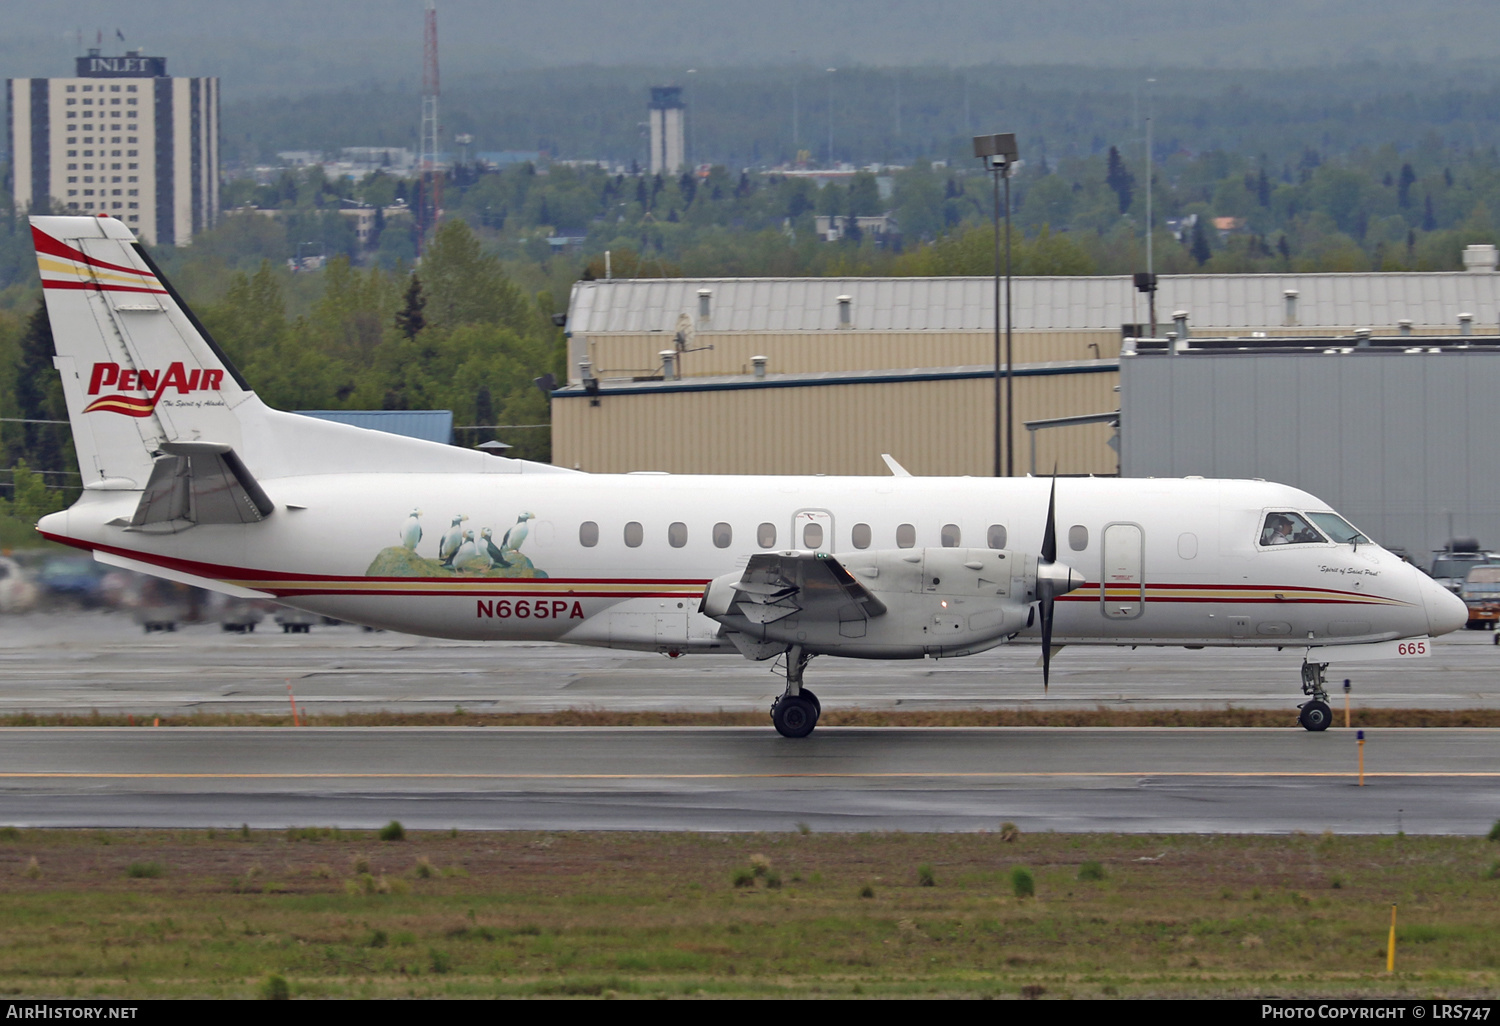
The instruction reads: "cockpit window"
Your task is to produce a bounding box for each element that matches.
[1306,512,1368,545]
[1260,512,1326,546]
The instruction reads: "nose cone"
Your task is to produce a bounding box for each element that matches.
[1421,574,1469,637]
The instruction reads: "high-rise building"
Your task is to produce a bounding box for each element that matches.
[7,49,219,246]
[648,86,685,176]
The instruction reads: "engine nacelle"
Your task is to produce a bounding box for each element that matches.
[702,547,1063,659]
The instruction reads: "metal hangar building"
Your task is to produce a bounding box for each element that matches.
[555,267,1500,489]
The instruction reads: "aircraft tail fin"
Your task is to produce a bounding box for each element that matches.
[31,215,541,491]
[32,215,255,490]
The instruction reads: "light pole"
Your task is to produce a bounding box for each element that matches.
[1145,78,1156,337]
[791,51,799,162]
[686,69,697,169]
[827,68,836,168]
[973,132,1018,477]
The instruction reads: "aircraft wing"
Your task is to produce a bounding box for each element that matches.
[715,551,888,625]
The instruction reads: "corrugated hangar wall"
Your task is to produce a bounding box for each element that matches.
[553,368,1120,477]
[1120,351,1500,559]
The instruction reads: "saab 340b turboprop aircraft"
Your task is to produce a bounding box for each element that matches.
[28,215,1468,737]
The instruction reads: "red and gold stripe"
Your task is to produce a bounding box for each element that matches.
[33,226,167,295]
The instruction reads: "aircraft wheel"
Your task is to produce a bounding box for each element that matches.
[799,688,821,717]
[1298,700,1332,732]
[773,696,818,739]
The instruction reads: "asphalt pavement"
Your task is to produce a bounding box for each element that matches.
[2,610,1497,716]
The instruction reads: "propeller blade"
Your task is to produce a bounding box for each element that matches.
[1039,467,1059,691]
[1041,472,1058,565]
[1040,589,1053,692]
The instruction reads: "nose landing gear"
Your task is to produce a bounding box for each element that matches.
[770,645,821,738]
[1298,660,1333,732]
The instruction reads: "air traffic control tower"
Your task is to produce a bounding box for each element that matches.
[7,49,220,246]
[648,86,685,175]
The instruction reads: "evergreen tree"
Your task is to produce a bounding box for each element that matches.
[1398,163,1416,208]
[1190,218,1212,265]
[9,301,65,475]
[849,171,882,216]
[473,385,495,444]
[396,274,426,340]
[1423,194,1437,231]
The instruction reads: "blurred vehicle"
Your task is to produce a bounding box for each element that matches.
[0,556,39,613]
[38,555,107,608]
[217,599,266,633]
[128,577,203,633]
[1459,566,1500,631]
[274,605,319,633]
[1428,538,1500,595]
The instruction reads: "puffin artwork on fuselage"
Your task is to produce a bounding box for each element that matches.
[24,215,1473,740]
[367,509,547,578]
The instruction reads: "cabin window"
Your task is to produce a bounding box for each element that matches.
[1260,512,1326,546]
[713,522,733,548]
[1069,525,1088,551]
[668,522,688,548]
[851,523,872,549]
[757,522,777,548]
[624,521,644,547]
[803,522,824,549]
[896,523,916,548]
[987,525,1007,549]
[1177,532,1198,559]
[579,521,599,547]
[941,524,961,547]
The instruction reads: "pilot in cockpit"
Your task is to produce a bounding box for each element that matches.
[1263,515,1294,545]
[1262,512,1324,546]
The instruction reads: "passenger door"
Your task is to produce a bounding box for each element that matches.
[1100,522,1145,619]
[792,509,834,553]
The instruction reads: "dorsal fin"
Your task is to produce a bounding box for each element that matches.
[881,454,913,477]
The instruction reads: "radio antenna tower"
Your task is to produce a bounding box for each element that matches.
[417,0,442,255]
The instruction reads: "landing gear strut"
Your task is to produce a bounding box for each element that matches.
[1298,661,1333,732]
[770,645,820,738]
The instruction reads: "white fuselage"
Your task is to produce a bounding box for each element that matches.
[41,472,1464,655]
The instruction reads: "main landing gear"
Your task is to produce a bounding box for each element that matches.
[1298,660,1333,732]
[770,645,822,738]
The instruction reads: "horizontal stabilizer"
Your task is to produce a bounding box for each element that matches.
[92,548,271,600]
[130,441,275,529]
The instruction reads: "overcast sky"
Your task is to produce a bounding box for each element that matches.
[6,1,1500,96]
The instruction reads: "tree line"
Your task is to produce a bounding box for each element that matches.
[4,137,1500,523]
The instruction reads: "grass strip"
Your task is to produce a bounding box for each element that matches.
[0,828,1496,999]
[2,707,1500,728]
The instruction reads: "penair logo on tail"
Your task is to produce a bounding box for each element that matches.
[82,362,224,417]
[30,226,228,417]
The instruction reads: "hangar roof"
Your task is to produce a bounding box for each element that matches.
[567,274,1500,334]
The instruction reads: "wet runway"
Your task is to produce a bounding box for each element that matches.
[1,612,1495,834]
[0,726,1495,835]
[2,611,1498,716]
